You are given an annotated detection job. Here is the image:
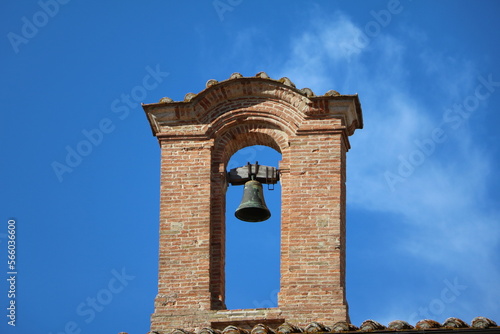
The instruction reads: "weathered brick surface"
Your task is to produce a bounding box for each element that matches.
[143,76,362,333]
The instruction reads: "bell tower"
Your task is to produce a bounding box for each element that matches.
[142,72,363,333]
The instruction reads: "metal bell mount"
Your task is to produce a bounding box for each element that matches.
[227,162,279,223]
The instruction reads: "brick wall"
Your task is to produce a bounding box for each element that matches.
[279,133,349,325]
[143,75,362,333]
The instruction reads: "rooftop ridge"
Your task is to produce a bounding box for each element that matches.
[151,71,349,105]
[143,317,498,334]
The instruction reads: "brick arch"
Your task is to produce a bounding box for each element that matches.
[203,98,305,139]
[209,123,288,312]
[212,123,289,169]
[193,78,313,124]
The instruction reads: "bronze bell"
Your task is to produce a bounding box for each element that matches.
[235,179,271,222]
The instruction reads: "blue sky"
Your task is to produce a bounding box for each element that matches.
[1,1,500,333]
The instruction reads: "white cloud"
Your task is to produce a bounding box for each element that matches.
[274,12,368,94]
[272,9,500,320]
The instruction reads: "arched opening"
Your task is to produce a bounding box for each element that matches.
[224,145,281,309]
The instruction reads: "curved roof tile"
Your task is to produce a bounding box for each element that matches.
[154,72,356,105]
[146,317,499,334]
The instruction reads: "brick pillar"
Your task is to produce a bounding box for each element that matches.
[279,133,349,324]
[143,73,363,333]
[152,139,214,329]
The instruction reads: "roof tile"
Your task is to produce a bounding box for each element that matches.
[305,322,330,333]
[276,322,303,334]
[223,325,250,334]
[415,319,441,329]
[330,321,358,332]
[199,328,221,334]
[251,324,276,334]
[154,317,499,334]
[472,317,498,329]
[387,320,413,330]
[153,72,358,106]
[443,317,469,328]
[359,320,386,331]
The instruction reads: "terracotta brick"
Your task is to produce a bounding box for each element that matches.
[142,75,362,332]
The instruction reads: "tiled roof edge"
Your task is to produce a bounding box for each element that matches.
[150,71,357,105]
[145,317,498,334]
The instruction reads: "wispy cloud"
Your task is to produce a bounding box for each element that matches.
[274,11,367,92]
[269,9,500,320]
